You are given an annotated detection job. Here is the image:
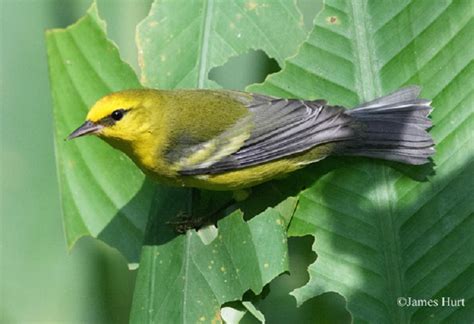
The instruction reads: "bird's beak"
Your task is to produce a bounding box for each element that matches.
[67,120,104,140]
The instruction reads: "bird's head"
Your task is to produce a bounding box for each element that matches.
[68,89,158,142]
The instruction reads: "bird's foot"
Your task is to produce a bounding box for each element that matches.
[166,211,208,234]
[167,199,235,234]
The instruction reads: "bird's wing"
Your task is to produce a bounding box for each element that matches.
[176,93,355,175]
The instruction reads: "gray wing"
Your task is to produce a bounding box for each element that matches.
[179,94,355,175]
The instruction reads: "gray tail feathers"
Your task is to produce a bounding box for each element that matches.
[340,86,435,165]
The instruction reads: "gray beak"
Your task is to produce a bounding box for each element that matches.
[67,120,103,140]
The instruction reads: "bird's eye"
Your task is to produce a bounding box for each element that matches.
[111,109,124,121]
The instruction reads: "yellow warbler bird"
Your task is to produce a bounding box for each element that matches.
[68,86,434,190]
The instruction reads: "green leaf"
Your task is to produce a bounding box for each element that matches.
[252,0,474,322]
[47,0,308,321]
[242,301,265,323]
[136,0,307,89]
[46,3,154,263]
[130,192,288,323]
[129,0,308,321]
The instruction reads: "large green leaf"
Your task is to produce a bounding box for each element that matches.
[130,187,289,323]
[251,0,474,322]
[46,3,153,263]
[47,0,307,321]
[137,0,306,89]
[131,1,309,321]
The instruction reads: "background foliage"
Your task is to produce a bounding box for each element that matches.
[2,0,473,323]
[1,1,149,322]
[251,0,474,322]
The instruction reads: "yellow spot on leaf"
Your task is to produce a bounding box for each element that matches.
[148,20,158,28]
[245,1,257,11]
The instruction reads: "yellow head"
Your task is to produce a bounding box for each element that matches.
[68,89,159,143]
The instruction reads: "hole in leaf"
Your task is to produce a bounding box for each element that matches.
[209,49,280,90]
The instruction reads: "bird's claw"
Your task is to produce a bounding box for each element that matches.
[166,214,207,234]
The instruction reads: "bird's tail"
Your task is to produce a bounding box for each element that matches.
[338,86,434,165]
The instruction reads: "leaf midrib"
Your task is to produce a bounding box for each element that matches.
[350,1,406,322]
[350,0,380,101]
[182,232,192,323]
[197,0,215,88]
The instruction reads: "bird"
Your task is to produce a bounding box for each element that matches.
[68,86,434,191]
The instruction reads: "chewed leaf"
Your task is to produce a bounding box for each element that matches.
[252,0,474,322]
[130,206,288,323]
[48,1,308,321]
[130,0,309,321]
[137,0,307,89]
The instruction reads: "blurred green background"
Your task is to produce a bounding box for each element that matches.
[1,1,155,322]
[1,0,325,322]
